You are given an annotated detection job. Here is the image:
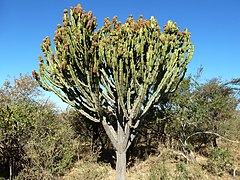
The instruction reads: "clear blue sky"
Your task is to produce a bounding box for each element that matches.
[1,0,240,109]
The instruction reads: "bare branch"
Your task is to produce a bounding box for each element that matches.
[184,131,240,145]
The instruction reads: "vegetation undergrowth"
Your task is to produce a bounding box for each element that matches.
[62,141,239,180]
[0,73,239,179]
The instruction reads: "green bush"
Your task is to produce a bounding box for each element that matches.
[175,162,189,180]
[160,76,238,150]
[0,74,43,179]
[17,115,77,179]
[149,158,169,180]
[205,147,233,176]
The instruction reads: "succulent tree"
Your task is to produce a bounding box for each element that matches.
[33,4,194,180]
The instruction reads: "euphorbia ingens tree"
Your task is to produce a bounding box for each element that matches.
[33,4,194,180]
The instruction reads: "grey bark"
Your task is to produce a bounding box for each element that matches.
[9,157,14,180]
[116,151,127,180]
[102,116,130,180]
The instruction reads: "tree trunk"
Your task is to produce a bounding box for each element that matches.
[116,151,126,180]
[102,116,130,180]
[9,157,14,180]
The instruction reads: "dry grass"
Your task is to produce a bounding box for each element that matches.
[62,160,114,180]
[62,142,239,180]
[62,112,240,179]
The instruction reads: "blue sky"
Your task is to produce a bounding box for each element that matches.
[1,0,240,109]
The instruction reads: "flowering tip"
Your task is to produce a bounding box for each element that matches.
[92,66,97,73]
[60,61,67,71]
[74,4,82,14]
[86,20,93,28]
[63,21,68,27]
[51,53,55,59]
[113,16,118,23]
[153,31,159,37]
[38,55,43,61]
[32,70,36,78]
[177,31,182,36]
[76,4,82,9]
[104,17,110,22]
[160,36,166,43]
[88,11,93,19]
[164,25,169,32]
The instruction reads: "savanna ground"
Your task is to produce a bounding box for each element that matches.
[1,74,239,180]
[62,112,240,180]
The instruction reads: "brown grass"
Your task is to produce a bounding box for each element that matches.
[62,112,240,179]
[62,141,239,180]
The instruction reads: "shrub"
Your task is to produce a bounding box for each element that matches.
[0,74,42,179]
[17,115,77,179]
[161,77,238,150]
[204,147,233,176]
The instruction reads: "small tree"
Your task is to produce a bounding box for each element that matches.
[18,113,77,179]
[192,78,238,145]
[0,74,41,179]
[162,76,239,150]
[33,4,194,179]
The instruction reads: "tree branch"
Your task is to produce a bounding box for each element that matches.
[184,131,240,145]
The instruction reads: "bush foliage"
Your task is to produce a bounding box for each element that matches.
[0,73,239,179]
[0,75,76,179]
